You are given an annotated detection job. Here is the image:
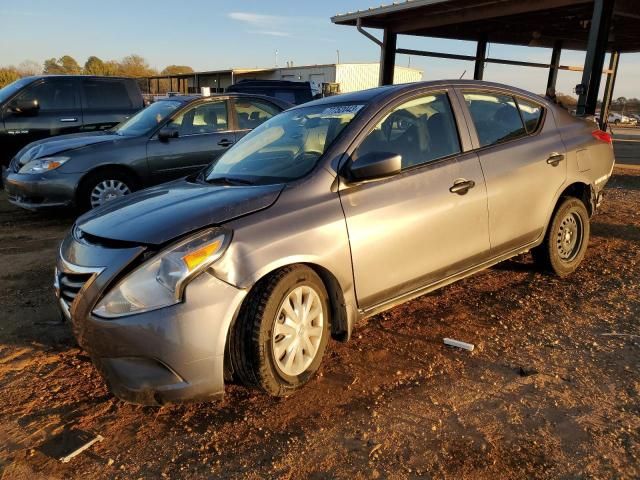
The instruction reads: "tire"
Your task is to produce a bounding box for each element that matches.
[230,265,330,396]
[78,170,135,210]
[532,197,590,277]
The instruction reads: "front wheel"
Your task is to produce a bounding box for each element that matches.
[230,265,330,396]
[79,171,135,210]
[532,197,590,277]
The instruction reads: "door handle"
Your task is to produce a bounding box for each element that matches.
[546,153,565,166]
[59,117,78,122]
[449,179,476,195]
[217,139,234,147]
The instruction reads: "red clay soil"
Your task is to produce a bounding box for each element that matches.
[0,168,638,479]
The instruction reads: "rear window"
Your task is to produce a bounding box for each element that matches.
[517,98,543,133]
[83,79,132,110]
[463,92,544,147]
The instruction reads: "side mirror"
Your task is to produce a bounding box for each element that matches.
[347,151,402,182]
[158,127,179,141]
[10,99,40,116]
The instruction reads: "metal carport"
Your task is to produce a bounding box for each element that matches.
[332,0,639,128]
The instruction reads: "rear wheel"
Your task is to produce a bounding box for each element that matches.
[532,197,590,277]
[230,265,330,396]
[78,170,135,210]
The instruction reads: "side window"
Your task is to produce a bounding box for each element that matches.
[15,79,77,111]
[463,92,526,147]
[516,98,543,133]
[83,79,132,110]
[355,92,461,169]
[169,101,228,135]
[233,99,280,130]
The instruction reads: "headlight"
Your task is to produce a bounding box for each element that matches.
[18,156,70,174]
[93,228,231,318]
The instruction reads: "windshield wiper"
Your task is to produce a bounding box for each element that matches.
[204,175,255,186]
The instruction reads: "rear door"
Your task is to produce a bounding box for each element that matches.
[457,89,566,255]
[340,90,490,309]
[2,77,82,158]
[80,78,139,132]
[146,99,235,184]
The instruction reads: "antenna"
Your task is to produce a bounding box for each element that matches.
[459,69,466,79]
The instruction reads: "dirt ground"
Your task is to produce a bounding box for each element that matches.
[0,168,638,480]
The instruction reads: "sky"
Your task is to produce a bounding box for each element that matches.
[1,0,639,99]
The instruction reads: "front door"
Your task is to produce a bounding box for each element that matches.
[2,77,82,165]
[459,90,567,254]
[146,99,235,184]
[340,91,490,309]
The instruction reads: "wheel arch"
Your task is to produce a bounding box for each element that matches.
[539,181,594,244]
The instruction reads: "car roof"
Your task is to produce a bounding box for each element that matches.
[293,80,550,110]
[153,92,293,109]
[24,74,136,81]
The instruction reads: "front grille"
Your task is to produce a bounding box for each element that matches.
[58,271,93,307]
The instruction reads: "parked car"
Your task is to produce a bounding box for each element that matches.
[227,80,313,105]
[3,93,290,210]
[56,80,615,405]
[608,112,631,125]
[0,75,143,167]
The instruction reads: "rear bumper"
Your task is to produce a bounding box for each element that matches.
[56,237,247,405]
[3,169,79,210]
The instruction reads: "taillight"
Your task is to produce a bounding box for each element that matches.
[592,130,612,144]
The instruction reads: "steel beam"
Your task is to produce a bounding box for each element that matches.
[380,27,397,85]
[576,0,614,116]
[546,40,563,93]
[474,36,487,80]
[600,51,620,130]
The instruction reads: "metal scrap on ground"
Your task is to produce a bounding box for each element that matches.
[443,338,475,351]
[59,434,104,463]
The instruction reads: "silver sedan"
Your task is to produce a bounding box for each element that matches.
[56,80,615,404]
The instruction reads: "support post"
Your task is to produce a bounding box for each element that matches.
[576,0,614,116]
[600,51,620,130]
[474,35,487,80]
[379,27,397,86]
[546,40,563,93]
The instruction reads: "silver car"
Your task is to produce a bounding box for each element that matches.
[56,80,615,405]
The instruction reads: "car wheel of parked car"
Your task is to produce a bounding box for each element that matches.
[230,265,330,396]
[532,197,590,277]
[79,171,135,210]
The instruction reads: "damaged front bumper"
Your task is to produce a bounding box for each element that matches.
[56,232,246,405]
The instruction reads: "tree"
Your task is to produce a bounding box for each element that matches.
[43,57,65,74]
[103,60,121,76]
[161,65,194,75]
[58,55,81,74]
[17,60,41,76]
[84,56,106,75]
[118,54,156,77]
[43,55,81,75]
[0,67,20,88]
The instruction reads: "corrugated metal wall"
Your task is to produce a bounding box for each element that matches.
[335,64,422,92]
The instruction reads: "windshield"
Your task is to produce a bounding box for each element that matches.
[0,77,34,104]
[113,100,182,136]
[204,103,364,184]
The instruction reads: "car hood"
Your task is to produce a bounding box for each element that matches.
[76,178,285,245]
[20,132,124,162]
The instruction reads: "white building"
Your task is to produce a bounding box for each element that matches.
[260,63,423,95]
[147,63,423,96]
